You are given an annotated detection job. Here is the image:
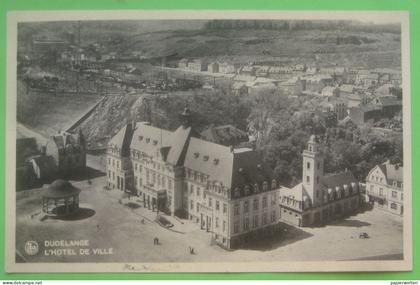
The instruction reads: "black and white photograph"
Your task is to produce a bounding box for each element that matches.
[5,11,412,272]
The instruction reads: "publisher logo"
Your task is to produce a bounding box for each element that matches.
[24,241,39,256]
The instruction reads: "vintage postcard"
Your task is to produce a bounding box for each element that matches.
[5,10,412,272]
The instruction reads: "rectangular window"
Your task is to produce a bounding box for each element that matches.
[234,221,239,234]
[152,173,156,184]
[190,184,194,194]
[234,204,239,216]
[190,200,194,210]
[262,213,267,225]
[392,191,397,198]
[253,215,258,228]
[223,221,226,232]
[168,179,172,190]
[271,210,276,222]
[117,161,119,169]
[306,176,310,183]
[216,200,220,211]
[215,218,219,228]
[209,197,212,207]
[108,170,111,178]
[223,203,227,214]
[271,193,276,205]
[197,203,200,212]
[108,158,111,165]
[134,176,138,187]
[146,169,150,182]
[262,196,268,208]
[379,188,384,196]
[390,203,397,210]
[162,177,166,188]
[244,200,249,213]
[197,187,200,197]
[253,198,259,210]
[135,163,138,171]
[307,162,310,169]
[139,165,142,172]
[244,218,250,231]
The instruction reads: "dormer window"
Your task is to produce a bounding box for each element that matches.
[213,158,219,165]
[138,136,143,141]
[244,185,250,195]
[194,152,199,158]
[203,155,209,161]
[153,140,158,145]
[234,187,241,198]
[271,179,277,189]
[254,183,259,193]
[146,138,150,143]
[263,181,268,191]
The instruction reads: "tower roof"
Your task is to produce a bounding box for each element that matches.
[309,134,318,143]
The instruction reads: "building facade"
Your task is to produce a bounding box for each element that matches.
[47,129,87,176]
[279,135,361,227]
[365,161,404,216]
[106,108,280,249]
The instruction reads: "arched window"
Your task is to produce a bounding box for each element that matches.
[234,187,241,198]
[263,181,268,191]
[254,183,259,193]
[271,179,277,189]
[244,185,250,195]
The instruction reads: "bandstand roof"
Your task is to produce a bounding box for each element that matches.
[42,180,81,199]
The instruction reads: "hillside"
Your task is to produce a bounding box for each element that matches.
[18,20,401,69]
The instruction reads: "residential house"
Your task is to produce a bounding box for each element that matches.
[348,105,382,125]
[208,62,219,73]
[321,86,340,98]
[365,161,403,216]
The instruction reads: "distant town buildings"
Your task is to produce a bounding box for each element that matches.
[365,161,403,216]
[279,135,361,227]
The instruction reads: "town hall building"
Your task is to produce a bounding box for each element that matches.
[107,107,279,249]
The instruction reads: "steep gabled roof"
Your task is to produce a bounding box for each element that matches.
[130,123,172,156]
[184,137,234,187]
[184,138,272,190]
[109,125,128,149]
[166,125,195,166]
